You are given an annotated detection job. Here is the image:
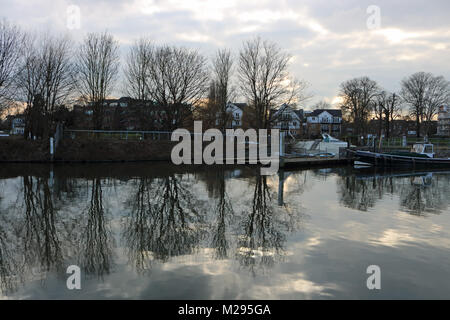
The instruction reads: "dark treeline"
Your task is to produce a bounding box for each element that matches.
[338,74,450,139]
[0,20,309,137]
[0,19,449,139]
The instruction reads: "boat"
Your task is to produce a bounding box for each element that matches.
[349,143,450,167]
[291,134,351,158]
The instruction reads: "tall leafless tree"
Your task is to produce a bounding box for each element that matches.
[77,32,120,129]
[124,37,153,101]
[146,45,209,130]
[16,33,76,138]
[0,20,24,113]
[339,76,379,138]
[373,91,386,138]
[212,48,234,130]
[238,37,308,129]
[383,92,401,138]
[401,72,450,137]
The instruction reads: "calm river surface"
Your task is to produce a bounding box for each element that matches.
[0,163,449,299]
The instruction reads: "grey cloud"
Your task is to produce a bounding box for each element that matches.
[0,0,449,104]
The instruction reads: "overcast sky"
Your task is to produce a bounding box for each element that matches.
[2,0,450,108]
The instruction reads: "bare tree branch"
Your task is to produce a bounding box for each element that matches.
[0,20,24,113]
[238,37,309,129]
[339,76,379,137]
[400,72,450,137]
[77,32,120,129]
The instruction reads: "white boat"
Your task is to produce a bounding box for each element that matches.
[292,134,350,157]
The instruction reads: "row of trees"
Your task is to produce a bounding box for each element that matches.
[0,20,121,138]
[2,19,448,139]
[339,72,450,138]
[0,19,307,138]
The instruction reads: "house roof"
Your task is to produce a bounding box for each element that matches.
[270,104,304,120]
[294,109,304,120]
[309,109,342,117]
[229,102,248,110]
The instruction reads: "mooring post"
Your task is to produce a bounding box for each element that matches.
[279,131,285,157]
[50,137,54,162]
[278,170,285,206]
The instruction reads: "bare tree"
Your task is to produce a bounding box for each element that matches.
[423,75,450,136]
[0,20,24,112]
[16,33,76,138]
[238,37,309,129]
[313,100,332,110]
[124,37,153,101]
[146,45,209,130]
[77,32,120,129]
[401,72,450,137]
[339,76,379,137]
[373,91,386,138]
[212,48,235,130]
[383,92,401,138]
[197,80,219,129]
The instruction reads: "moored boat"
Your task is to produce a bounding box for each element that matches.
[349,143,450,167]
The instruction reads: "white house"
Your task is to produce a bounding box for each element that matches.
[437,105,450,136]
[11,117,25,135]
[271,104,303,136]
[217,103,246,128]
[305,109,342,137]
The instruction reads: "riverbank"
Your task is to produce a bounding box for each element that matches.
[0,138,176,162]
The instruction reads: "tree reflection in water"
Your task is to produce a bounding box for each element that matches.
[0,175,69,294]
[22,176,63,273]
[0,166,306,293]
[198,168,235,260]
[122,177,155,274]
[337,171,450,215]
[123,175,207,274]
[236,174,297,275]
[210,169,234,260]
[399,174,448,215]
[81,178,114,277]
[0,207,18,294]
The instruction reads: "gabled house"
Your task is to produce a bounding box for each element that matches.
[270,104,303,136]
[305,109,342,137]
[220,102,247,129]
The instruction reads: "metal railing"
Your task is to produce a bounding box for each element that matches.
[64,129,174,141]
[63,129,281,141]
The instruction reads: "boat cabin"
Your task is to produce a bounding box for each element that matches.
[411,143,434,158]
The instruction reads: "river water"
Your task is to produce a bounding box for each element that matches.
[0,163,449,299]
